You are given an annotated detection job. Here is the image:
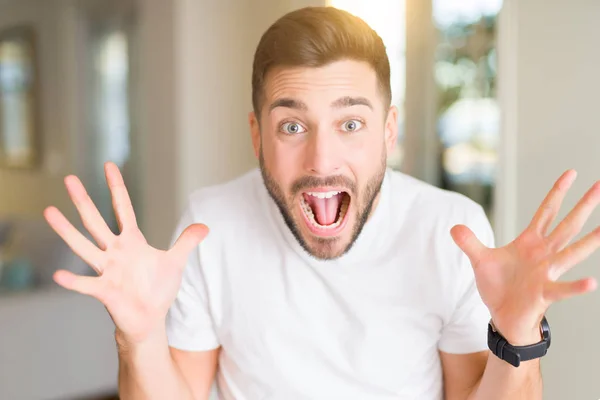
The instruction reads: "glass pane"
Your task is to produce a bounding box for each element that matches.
[433,0,502,223]
[85,18,135,233]
[327,0,407,169]
[0,29,37,168]
[94,32,130,168]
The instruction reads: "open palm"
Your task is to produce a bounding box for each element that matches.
[451,170,600,343]
[45,162,208,343]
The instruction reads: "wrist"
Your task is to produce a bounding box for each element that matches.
[115,321,167,351]
[488,316,551,368]
[490,319,542,346]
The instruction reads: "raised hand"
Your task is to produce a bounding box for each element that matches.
[451,170,600,345]
[45,162,208,343]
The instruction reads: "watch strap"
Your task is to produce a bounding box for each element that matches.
[487,316,550,367]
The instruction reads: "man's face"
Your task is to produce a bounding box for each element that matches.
[250,60,398,260]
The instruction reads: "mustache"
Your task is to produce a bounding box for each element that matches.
[291,175,356,195]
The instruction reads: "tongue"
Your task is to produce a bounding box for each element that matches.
[306,193,343,226]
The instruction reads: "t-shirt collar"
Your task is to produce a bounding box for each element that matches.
[262,168,393,268]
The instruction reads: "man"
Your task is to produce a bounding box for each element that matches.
[45,7,600,400]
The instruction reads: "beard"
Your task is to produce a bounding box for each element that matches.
[259,149,387,260]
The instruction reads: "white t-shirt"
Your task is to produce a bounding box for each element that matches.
[166,167,495,400]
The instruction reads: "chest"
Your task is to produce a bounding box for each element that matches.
[211,248,445,395]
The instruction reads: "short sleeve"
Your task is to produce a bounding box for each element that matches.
[165,206,220,351]
[438,205,495,354]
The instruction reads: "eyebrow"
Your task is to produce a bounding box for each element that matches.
[331,96,373,110]
[268,98,307,113]
[268,96,373,114]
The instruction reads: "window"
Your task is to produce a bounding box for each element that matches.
[330,0,502,223]
[434,0,502,221]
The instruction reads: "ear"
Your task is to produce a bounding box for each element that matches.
[249,111,261,158]
[384,105,399,155]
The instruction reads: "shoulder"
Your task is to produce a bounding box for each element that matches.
[187,168,262,217]
[387,170,494,247]
[389,171,489,230]
[174,168,266,237]
[389,170,484,217]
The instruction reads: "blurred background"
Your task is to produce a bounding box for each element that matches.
[0,0,598,399]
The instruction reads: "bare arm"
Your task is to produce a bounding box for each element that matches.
[469,352,541,399]
[116,327,219,400]
[170,346,220,398]
[441,350,542,400]
[117,328,220,400]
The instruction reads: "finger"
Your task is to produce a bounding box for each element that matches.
[547,181,600,251]
[544,277,597,303]
[528,170,577,236]
[44,206,105,274]
[548,226,600,279]
[450,224,488,267]
[64,175,115,250]
[53,269,102,298]
[169,224,210,266]
[105,162,137,231]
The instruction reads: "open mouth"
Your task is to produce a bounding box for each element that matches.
[300,190,351,234]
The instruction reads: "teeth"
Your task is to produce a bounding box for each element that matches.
[306,191,340,199]
[301,193,350,229]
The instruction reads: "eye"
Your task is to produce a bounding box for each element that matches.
[341,119,363,132]
[280,122,306,135]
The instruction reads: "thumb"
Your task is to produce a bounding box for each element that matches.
[54,269,100,298]
[450,224,487,267]
[170,223,209,263]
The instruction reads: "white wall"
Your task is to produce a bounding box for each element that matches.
[174,0,258,215]
[0,287,117,400]
[499,0,600,398]
[135,0,179,248]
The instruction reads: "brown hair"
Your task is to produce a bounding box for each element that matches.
[251,6,391,117]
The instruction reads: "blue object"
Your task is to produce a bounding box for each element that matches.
[0,257,35,291]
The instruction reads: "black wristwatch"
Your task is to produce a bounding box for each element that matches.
[487,316,551,367]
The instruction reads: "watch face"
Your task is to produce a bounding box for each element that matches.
[541,316,551,349]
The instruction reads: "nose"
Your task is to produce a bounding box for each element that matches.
[303,128,342,176]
